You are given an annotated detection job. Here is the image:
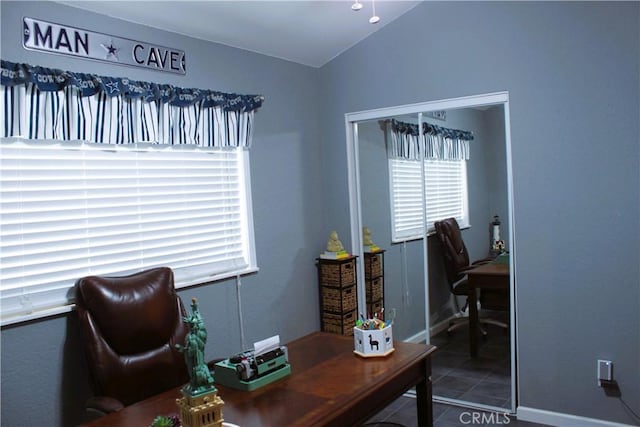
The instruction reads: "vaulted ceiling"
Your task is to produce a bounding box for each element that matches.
[56,1,422,68]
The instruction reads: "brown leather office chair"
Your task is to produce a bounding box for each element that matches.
[433,218,508,334]
[75,267,190,416]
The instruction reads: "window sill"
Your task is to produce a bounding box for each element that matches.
[1,267,260,328]
[390,224,471,245]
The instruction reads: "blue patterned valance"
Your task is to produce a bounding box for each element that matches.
[387,119,473,161]
[1,60,264,146]
[390,119,474,141]
[1,60,263,111]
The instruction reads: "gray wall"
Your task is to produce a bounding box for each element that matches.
[485,105,510,247]
[0,2,324,426]
[319,1,639,424]
[1,1,638,426]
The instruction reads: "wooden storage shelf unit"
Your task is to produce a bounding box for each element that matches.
[364,250,385,318]
[317,256,357,336]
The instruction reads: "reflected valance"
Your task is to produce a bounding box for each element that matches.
[387,119,473,161]
[390,119,474,141]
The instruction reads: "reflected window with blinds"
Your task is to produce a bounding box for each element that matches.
[388,157,469,242]
[0,139,257,325]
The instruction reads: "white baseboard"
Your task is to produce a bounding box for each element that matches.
[404,329,427,344]
[430,315,455,337]
[517,406,634,427]
[403,314,459,344]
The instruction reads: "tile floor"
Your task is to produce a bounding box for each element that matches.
[365,395,550,427]
[365,311,554,426]
[430,311,512,409]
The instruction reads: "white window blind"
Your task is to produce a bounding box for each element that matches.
[0,139,257,325]
[389,158,425,242]
[424,159,469,229]
[389,158,469,242]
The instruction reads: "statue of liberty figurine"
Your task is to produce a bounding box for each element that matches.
[175,298,225,427]
[176,298,216,396]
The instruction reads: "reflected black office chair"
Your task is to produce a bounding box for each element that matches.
[434,218,508,334]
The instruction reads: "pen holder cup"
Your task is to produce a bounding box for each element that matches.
[353,324,394,357]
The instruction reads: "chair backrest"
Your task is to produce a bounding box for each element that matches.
[75,267,189,407]
[434,217,471,286]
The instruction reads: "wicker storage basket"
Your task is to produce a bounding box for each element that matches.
[322,310,356,336]
[319,258,356,287]
[366,300,383,317]
[322,285,357,312]
[366,277,383,302]
[364,253,382,278]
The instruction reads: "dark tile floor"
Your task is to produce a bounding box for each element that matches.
[430,312,512,409]
[365,395,550,427]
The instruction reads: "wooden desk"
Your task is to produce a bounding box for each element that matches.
[82,332,437,427]
[466,263,509,358]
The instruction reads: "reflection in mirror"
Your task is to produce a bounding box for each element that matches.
[349,97,514,413]
[358,118,426,342]
[424,105,512,411]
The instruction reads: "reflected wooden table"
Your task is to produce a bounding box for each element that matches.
[466,263,509,358]
[82,332,437,427]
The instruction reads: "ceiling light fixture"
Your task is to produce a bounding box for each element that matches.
[369,0,380,24]
[351,1,363,11]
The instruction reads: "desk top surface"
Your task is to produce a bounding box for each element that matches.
[82,332,436,427]
[468,262,509,276]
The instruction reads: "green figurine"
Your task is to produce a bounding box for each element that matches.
[176,298,216,396]
[150,414,180,427]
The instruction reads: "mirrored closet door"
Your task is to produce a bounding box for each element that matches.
[345,93,516,413]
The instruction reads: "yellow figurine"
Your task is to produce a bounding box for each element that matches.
[326,231,345,252]
[363,227,375,246]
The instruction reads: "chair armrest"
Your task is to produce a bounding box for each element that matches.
[85,396,125,415]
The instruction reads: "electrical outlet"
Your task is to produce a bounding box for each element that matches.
[597,359,613,386]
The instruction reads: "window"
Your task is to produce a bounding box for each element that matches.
[0,139,257,325]
[424,159,469,229]
[389,157,469,242]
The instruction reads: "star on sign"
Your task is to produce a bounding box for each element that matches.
[101,40,119,60]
